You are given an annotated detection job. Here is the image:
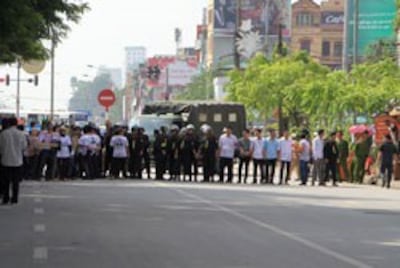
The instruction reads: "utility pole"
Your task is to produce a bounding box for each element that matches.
[343,0,349,71]
[353,0,359,66]
[234,0,242,69]
[277,23,284,136]
[165,66,170,101]
[16,60,21,118]
[50,30,56,122]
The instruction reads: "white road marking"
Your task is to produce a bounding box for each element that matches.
[34,224,46,233]
[167,185,373,268]
[33,247,48,260]
[34,197,42,203]
[34,208,45,215]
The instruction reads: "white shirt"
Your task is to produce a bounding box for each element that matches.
[218,134,238,159]
[279,138,293,162]
[110,135,129,158]
[57,136,72,158]
[78,134,90,156]
[87,133,101,155]
[312,136,324,160]
[300,139,311,161]
[251,137,265,160]
[0,127,28,167]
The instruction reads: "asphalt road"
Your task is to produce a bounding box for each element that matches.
[1,180,399,268]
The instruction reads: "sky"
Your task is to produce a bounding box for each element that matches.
[0,0,319,112]
[0,0,208,111]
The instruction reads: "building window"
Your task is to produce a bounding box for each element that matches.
[334,42,343,57]
[228,113,237,122]
[296,13,315,26]
[322,41,330,57]
[214,113,222,122]
[300,40,311,53]
[199,113,207,122]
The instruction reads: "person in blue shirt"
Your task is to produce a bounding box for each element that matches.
[264,129,280,184]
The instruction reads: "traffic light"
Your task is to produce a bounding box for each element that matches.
[147,65,161,81]
[27,75,39,86]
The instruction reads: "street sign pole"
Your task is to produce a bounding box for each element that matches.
[16,60,21,118]
[98,89,116,122]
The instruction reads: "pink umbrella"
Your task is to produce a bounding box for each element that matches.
[349,125,369,135]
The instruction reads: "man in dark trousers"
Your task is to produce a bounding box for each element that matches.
[200,127,218,183]
[0,117,28,204]
[179,125,199,182]
[218,126,238,184]
[167,126,181,181]
[130,127,146,179]
[141,128,152,179]
[378,134,397,189]
[153,129,168,180]
[324,132,340,187]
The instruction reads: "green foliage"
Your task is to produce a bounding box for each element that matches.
[69,73,114,119]
[227,52,400,131]
[176,68,215,100]
[364,38,396,63]
[0,0,89,63]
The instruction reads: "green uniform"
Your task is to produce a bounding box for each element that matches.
[337,139,349,181]
[352,140,369,184]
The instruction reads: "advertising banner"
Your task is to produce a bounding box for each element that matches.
[213,0,291,37]
[146,57,199,89]
[321,11,344,26]
[346,0,396,56]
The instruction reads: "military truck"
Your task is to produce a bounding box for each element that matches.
[131,101,246,136]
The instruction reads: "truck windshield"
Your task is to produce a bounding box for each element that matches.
[134,116,181,137]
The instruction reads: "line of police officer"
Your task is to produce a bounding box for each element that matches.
[109,124,219,182]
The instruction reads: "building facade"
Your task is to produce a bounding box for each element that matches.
[291,0,321,61]
[125,46,146,72]
[320,0,344,69]
[124,46,147,122]
[291,0,344,69]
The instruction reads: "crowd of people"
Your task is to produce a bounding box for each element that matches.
[0,117,397,205]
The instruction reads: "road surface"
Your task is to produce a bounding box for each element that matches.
[0,180,399,268]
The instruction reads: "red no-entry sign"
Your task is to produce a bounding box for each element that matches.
[98,89,116,112]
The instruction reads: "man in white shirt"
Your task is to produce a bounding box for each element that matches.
[218,126,238,183]
[56,127,72,180]
[110,128,129,179]
[312,129,325,186]
[0,118,27,204]
[78,126,91,179]
[87,126,102,179]
[279,130,293,185]
[251,128,265,184]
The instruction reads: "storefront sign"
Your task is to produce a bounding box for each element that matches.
[321,12,344,25]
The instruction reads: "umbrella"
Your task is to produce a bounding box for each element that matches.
[349,125,369,135]
[389,107,400,117]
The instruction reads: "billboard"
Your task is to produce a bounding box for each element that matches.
[213,0,291,37]
[346,0,396,57]
[321,11,344,26]
[146,57,199,89]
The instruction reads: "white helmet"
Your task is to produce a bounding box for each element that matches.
[186,124,195,130]
[200,124,211,133]
[170,124,179,131]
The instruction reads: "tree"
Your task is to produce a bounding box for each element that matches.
[364,38,396,63]
[227,52,328,129]
[227,50,400,132]
[0,0,89,63]
[176,68,215,101]
[69,73,113,120]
